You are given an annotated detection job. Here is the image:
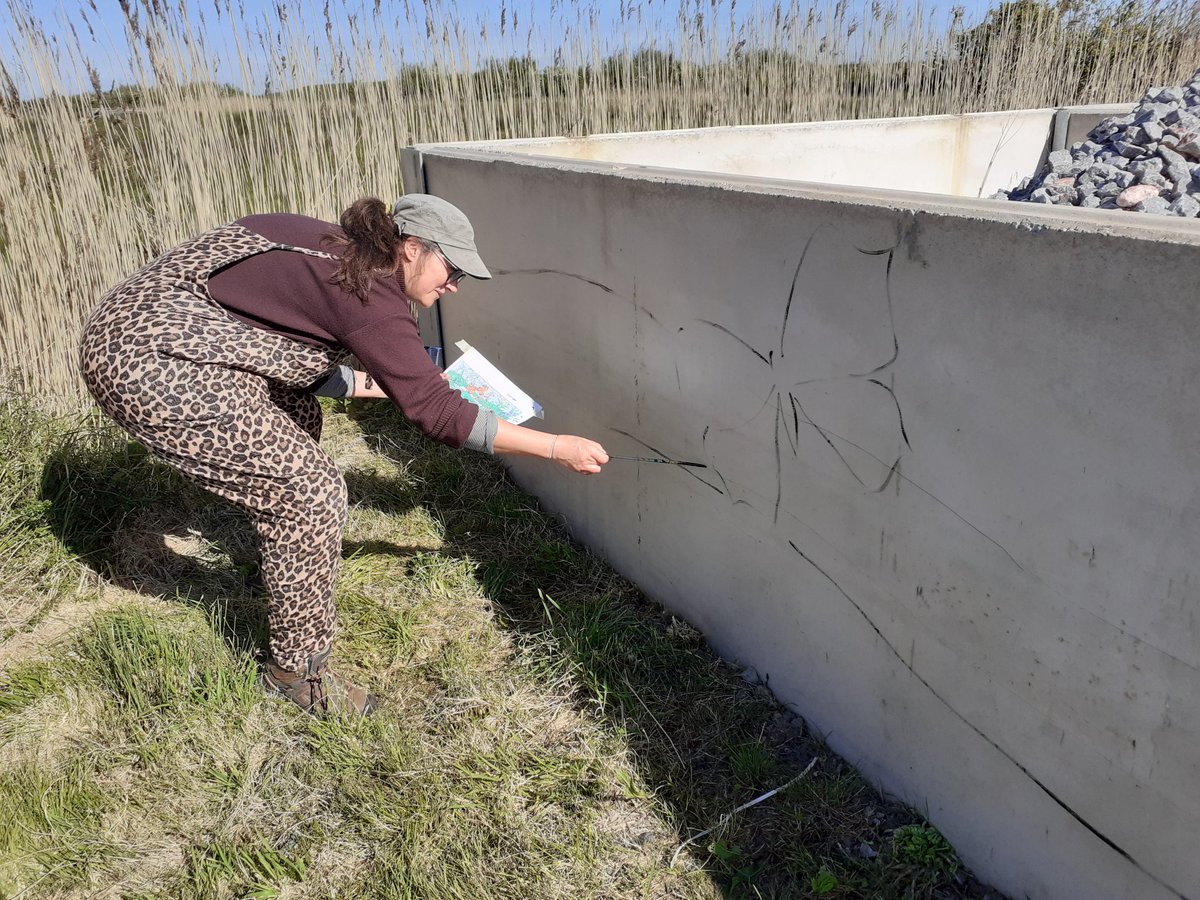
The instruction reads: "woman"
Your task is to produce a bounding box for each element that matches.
[78,194,609,717]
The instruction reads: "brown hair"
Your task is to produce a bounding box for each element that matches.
[324,197,401,301]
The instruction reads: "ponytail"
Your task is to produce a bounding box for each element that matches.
[325,197,400,301]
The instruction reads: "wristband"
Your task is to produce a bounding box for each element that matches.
[549,435,560,460]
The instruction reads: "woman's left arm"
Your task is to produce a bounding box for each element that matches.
[350,369,387,399]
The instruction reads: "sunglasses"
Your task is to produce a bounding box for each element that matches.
[434,247,467,287]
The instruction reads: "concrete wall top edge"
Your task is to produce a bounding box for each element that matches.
[411,103,1131,153]
[421,146,1200,245]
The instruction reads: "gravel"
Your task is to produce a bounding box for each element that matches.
[994,68,1200,218]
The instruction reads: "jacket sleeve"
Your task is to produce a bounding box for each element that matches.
[306,364,355,398]
[339,312,479,448]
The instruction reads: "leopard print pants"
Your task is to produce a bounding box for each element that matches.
[79,223,350,671]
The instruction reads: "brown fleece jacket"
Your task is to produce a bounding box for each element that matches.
[207,213,478,448]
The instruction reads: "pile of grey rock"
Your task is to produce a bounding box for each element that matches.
[994,68,1200,218]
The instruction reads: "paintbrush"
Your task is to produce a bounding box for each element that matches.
[607,454,707,468]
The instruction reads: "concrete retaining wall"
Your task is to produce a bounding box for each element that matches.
[403,113,1200,900]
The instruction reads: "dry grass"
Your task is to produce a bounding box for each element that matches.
[1,0,1198,402]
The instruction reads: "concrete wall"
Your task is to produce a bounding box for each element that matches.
[1056,103,1132,150]
[404,135,1200,900]
[409,106,1125,199]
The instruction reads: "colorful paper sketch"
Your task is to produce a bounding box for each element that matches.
[445,341,542,424]
[447,361,527,423]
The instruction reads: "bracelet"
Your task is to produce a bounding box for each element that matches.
[549,435,559,460]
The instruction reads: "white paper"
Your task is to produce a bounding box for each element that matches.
[444,340,543,424]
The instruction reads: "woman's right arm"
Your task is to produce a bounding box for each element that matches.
[493,420,608,474]
[335,360,606,473]
[339,317,606,470]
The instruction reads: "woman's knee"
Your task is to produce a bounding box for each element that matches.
[303,459,348,531]
[261,464,346,547]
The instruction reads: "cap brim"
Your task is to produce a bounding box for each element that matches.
[441,245,491,280]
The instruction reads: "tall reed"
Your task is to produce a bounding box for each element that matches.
[1,0,1197,402]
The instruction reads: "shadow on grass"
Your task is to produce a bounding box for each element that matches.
[38,427,426,662]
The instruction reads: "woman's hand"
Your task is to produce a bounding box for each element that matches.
[549,435,609,474]
[493,420,608,474]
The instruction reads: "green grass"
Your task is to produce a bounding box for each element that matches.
[0,396,1000,898]
[0,391,97,639]
[78,608,257,714]
[729,739,779,789]
[0,659,59,717]
[893,823,960,876]
[184,839,309,899]
[0,757,116,895]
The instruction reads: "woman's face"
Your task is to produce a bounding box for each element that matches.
[402,239,462,308]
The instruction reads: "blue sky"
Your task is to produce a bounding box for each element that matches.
[2,0,1003,97]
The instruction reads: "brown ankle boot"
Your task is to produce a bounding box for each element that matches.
[261,646,377,717]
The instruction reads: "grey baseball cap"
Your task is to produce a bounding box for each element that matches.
[391,193,491,280]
